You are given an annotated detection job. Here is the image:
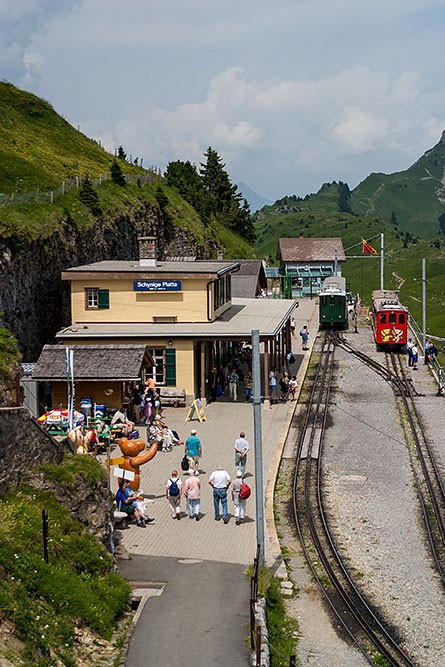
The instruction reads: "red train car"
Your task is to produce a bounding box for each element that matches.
[372,290,408,350]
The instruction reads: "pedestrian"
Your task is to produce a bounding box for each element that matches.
[269,367,277,405]
[290,315,296,338]
[288,375,297,401]
[227,367,239,402]
[209,367,218,403]
[427,341,438,363]
[232,470,247,525]
[184,469,201,520]
[208,464,231,523]
[279,372,289,401]
[185,429,202,474]
[234,431,249,475]
[166,470,182,519]
[407,338,414,367]
[300,325,309,350]
[411,344,419,370]
[244,370,253,403]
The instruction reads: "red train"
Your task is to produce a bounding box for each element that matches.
[372,290,408,350]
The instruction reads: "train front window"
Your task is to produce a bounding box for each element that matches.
[379,313,387,324]
[398,313,406,324]
[329,296,335,306]
[321,296,327,306]
[388,313,396,324]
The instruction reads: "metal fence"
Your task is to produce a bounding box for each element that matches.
[0,167,162,207]
[250,544,297,666]
[409,315,445,395]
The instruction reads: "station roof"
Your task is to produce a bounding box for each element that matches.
[277,237,346,263]
[56,298,298,342]
[32,344,154,381]
[62,259,239,280]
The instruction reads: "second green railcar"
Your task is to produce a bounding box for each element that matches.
[319,276,348,329]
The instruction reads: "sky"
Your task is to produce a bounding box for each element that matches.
[2,0,445,201]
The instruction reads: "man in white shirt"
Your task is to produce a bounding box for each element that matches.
[234,432,249,476]
[208,465,232,523]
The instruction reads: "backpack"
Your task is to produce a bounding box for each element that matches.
[181,455,190,471]
[239,482,251,500]
[169,478,180,496]
[288,354,295,364]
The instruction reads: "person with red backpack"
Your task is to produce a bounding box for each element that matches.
[231,470,250,525]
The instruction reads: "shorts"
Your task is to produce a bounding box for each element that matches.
[188,455,200,464]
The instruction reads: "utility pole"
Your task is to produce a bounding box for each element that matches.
[251,329,265,566]
[380,233,384,290]
[422,258,426,354]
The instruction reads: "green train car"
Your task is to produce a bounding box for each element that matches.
[319,276,348,329]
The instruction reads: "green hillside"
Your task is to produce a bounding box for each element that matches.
[0,82,256,258]
[351,133,445,238]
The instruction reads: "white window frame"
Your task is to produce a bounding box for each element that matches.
[145,348,165,385]
[86,288,98,309]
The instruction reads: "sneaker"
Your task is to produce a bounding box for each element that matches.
[215,516,221,521]
[137,520,146,528]
[235,518,241,525]
[194,470,199,476]
[189,515,194,519]
[144,517,155,524]
[195,515,200,521]
[176,514,180,520]
[223,517,229,524]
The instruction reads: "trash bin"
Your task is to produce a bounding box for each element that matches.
[80,397,92,420]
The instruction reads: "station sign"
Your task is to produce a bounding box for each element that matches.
[133,280,181,292]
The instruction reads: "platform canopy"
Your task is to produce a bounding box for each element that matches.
[32,344,154,381]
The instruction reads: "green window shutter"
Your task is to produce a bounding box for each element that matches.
[164,348,176,386]
[98,289,109,309]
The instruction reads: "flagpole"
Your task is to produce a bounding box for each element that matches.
[380,233,384,290]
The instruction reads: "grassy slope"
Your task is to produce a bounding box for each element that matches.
[350,139,445,238]
[254,183,445,334]
[0,82,255,258]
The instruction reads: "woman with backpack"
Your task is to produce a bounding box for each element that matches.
[166,470,182,519]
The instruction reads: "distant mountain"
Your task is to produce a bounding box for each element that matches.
[237,182,273,212]
[350,131,445,238]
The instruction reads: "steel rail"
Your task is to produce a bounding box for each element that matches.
[293,332,414,666]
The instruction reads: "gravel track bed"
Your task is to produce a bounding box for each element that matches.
[323,324,445,666]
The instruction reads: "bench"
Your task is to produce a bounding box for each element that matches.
[113,510,131,529]
[160,388,186,407]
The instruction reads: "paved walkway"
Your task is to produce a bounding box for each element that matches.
[114,300,318,666]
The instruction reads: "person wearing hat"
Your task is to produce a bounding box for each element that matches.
[184,469,201,520]
[231,470,247,525]
[185,429,202,475]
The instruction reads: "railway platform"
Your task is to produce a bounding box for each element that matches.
[114,299,317,666]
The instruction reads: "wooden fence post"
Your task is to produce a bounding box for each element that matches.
[256,625,261,666]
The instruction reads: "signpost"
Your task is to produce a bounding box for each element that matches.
[133,280,181,291]
[252,329,265,566]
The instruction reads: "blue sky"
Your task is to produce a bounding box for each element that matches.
[1,0,445,201]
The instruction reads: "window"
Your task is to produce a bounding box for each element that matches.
[214,275,231,311]
[379,313,387,324]
[144,348,176,386]
[398,313,406,324]
[329,296,335,306]
[388,313,396,324]
[85,288,109,309]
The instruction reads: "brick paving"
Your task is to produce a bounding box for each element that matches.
[113,300,317,566]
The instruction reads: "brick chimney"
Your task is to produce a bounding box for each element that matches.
[138,236,157,267]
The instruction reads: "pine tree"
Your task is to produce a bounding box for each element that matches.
[110,159,126,186]
[117,145,127,161]
[79,176,102,216]
[390,211,398,226]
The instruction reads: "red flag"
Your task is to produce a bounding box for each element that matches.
[362,238,377,254]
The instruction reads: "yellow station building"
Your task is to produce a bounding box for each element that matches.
[33,238,298,410]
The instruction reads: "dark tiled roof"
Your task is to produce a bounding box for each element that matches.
[32,344,154,381]
[278,238,346,262]
[231,275,259,298]
[62,260,239,276]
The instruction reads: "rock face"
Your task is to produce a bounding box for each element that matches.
[0,406,65,497]
[0,203,220,360]
[0,407,112,547]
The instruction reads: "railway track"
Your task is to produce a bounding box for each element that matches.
[338,334,445,586]
[292,331,414,666]
[387,352,445,587]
